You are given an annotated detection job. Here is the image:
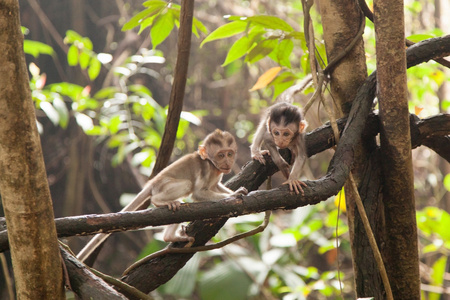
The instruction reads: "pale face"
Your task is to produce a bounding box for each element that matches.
[213,148,236,174]
[270,122,298,149]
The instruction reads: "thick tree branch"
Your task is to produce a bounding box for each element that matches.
[60,246,128,299]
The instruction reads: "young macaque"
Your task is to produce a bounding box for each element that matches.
[77,129,248,263]
[250,102,308,195]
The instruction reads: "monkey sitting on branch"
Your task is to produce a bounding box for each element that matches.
[250,102,308,195]
[77,129,248,263]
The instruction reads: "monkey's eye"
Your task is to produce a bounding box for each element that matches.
[283,132,290,137]
[227,152,234,157]
[218,153,225,159]
[273,131,280,136]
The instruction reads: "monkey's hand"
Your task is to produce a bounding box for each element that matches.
[251,150,270,165]
[153,200,182,211]
[283,179,307,196]
[233,187,248,197]
[167,201,182,211]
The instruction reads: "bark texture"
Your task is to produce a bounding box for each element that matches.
[318,0,368,115]
[0,0,64,298]
[374,0,421,297]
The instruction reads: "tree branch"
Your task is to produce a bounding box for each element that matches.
[0,113,448,252]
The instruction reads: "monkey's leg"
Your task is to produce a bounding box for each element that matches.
[151,179,192,211]
[163,224,194,243]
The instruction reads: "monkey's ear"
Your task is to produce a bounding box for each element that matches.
[198,145,208,160]
[266,116,271,132]
[299,120,308,133]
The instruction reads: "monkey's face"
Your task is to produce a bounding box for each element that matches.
[270,123,298,149]
[212,148,236,174]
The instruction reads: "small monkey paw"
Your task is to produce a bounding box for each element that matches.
[167,201,181,211]
[283,179,307,196]
[252,150,270,165]
[234,186,248,196]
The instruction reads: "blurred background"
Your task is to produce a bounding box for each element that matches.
[0,0,449,299]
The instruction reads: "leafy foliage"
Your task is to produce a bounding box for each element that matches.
[64,30,102,81]
[122,0,207,49]
[201,14,310,98]
[27,31,202,171]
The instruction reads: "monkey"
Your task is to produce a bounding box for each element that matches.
[77,129,248,263]
[250,102,308,195]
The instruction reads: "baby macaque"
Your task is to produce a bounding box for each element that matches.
[250,102,308,195]
[77,129,248,262]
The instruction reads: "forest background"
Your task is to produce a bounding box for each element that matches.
[0,0,449,299]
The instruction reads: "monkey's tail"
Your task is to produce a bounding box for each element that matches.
[276,74,313,104]
[76,189,152,263]
[77,233,110,262]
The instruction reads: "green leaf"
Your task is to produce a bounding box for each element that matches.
[64,30,83,44]
[93,87,118,99]
[67,44,79,66]
[247,15,294,32]
[150,9,175,49]
[88,57,102,81]
[443,173,450,192]
[122,6,164,32]
[222,35,253,66]
[200,21,247,48]
[108,115,122,134]
[407,34,434,43]
[48,82,84,99]
[245,38,277,64]
[269,38,294,68]
[429,256,447,300]
[79,51,90,70]
[270,71,298,99]
[222,27,264,66]
[227,15,294,32]
[23,40,54,58]
[142,0,166,8]
[193,17,208,35]
[81,37,93,51]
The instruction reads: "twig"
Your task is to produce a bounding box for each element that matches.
[123,210,272,276]
[348,173,393,300]
[90,267,153,300]
[0,253,14,300]
[150,0,194,179]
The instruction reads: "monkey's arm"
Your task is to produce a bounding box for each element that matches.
[250,120,271,164]
[283,152,307,195]
[215,182,248,197]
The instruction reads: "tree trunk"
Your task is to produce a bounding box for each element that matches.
[0,0,64,298]
[317,0,387,297]
[374,0,421,297]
